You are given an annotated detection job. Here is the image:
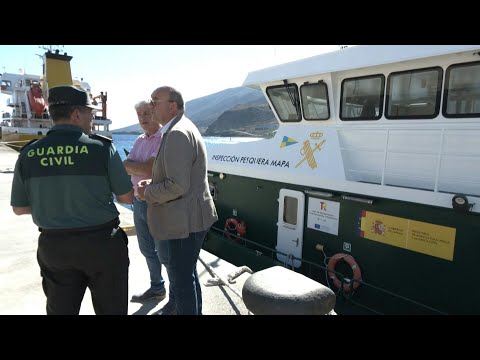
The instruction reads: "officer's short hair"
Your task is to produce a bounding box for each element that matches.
[49,105,88,120]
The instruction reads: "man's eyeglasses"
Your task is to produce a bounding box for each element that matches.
[149,99,174,106]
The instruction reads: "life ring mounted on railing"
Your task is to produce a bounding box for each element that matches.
[327,253,362,293]
[224,217,247,243]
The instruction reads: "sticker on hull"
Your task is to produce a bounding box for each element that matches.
[207,127,346,181]
[307,198,340,236]
[359,210,456,261]
[211,132,326,171]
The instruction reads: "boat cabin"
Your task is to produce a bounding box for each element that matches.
[204,45,480,314]
[210,45,480,213]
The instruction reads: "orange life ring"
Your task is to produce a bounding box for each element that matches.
[327,253,362,293]
[224,218,246,243]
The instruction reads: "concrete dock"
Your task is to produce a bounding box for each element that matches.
[0,143,250,315]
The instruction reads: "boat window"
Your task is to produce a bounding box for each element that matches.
[340,74,384,121]
[442,61,480,118]
[385,66,442,119]
[300,82,330,120]
[266,84,301,122]
[1,80,12,90]
[283,196,298,225]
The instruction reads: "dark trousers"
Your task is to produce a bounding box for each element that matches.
[156,229,207,315]
[37,227,129,315]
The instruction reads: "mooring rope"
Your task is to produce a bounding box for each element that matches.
[0,140,25,149]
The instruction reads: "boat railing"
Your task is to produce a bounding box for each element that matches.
[201,231,336,315]
[208,224,448,314]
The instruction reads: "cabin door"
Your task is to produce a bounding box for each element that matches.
[276,189,305,268]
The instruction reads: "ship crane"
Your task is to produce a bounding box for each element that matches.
[93,91,107,120]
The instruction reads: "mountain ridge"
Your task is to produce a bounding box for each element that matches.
[112,86,278,137]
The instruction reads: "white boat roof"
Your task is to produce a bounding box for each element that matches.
[243,45,480,88]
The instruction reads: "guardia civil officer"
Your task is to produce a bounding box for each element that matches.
[10,85,134,315]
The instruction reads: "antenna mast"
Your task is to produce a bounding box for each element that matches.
[39,45,65,53]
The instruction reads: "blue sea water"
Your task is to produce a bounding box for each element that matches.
[113,133,261,161]
[113,134,139,161]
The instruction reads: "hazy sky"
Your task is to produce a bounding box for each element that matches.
[1,45,347,129]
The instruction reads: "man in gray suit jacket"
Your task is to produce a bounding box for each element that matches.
[137,86,218,315]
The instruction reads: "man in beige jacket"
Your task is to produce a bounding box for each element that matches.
[137,86,218,315]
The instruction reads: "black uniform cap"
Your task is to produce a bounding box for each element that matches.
[48,85,101,110]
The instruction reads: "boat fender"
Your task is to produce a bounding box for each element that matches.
[20,138,39,152]
[224,217,246,243]
[327,253,362,293]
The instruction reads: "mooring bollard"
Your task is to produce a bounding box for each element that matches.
[242,266,336,315]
